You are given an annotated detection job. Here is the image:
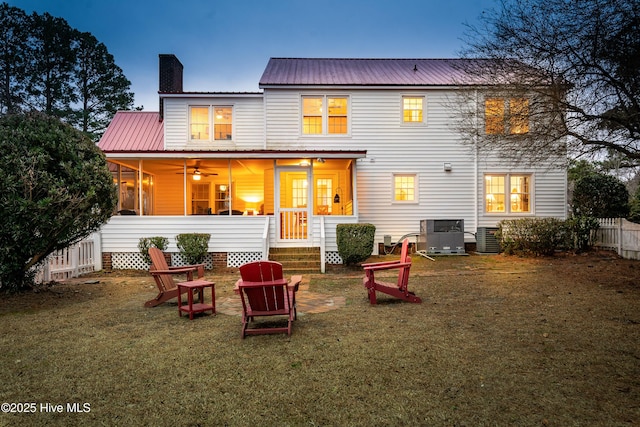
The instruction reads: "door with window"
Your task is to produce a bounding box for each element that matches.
[277,169,310,241]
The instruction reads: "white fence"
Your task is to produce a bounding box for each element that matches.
[35,233,101,283]
[595,218,640,260]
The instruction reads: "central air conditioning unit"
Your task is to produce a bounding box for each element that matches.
[418,219,465,254]
[476,227,500,253]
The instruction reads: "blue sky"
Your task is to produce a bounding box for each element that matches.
[7,0,497,111]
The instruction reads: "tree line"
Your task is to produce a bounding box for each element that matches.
[0,2,135,141]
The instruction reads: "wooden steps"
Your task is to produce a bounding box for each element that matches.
[269,247,321,274]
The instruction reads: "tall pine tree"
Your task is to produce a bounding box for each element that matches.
[0,2,135,140]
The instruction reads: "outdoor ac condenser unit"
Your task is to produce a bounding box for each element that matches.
[418,219,465,254]
[476,227,500,253]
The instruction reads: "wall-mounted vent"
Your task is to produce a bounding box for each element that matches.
[476,227,500,253]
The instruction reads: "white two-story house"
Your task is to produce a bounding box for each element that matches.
[97,54,567,271]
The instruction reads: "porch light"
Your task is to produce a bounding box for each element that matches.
[192,172,201,181]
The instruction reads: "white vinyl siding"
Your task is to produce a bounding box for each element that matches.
[163,96,264,150]
[157,86,566,247]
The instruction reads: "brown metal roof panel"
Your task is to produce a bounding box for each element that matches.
[259,58,478,86]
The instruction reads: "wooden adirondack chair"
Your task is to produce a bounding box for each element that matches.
[235,260,302,338]
[362,238,422,305]
[144,247,206,307]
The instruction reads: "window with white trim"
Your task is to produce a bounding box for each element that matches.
[189,105,233,141]
[301,96,349,135]
[402,96,424,123]
[214,106,232,140]
[485,98,529,135]
[393,174,417,202]
[485,174,531,213]
[190,106,209,140]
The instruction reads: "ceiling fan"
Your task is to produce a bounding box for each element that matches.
[175,164,218,180]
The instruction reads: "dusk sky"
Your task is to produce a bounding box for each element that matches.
[7,0,497,111]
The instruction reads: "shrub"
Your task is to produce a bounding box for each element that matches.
[572,173,629,218]
[496,218,568,256]
[138,236,170,265]
[176,233,210,265]
[565,216,600,252]
[336,223,376,265]
[628,185,640,224]
[0,113,117,291]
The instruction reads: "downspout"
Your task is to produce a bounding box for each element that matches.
[320,216,326,273]
[474,89,479,232]
[262,91,268,149]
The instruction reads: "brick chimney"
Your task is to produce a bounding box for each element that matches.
[158,54,184,119]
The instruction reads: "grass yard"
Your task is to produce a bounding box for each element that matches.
[1,251,639,426]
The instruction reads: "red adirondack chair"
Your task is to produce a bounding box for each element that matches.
[362,238,422,305]
[235,260,302,338]
[144,247,205,307]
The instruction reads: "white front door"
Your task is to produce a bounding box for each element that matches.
[276,168,310,242]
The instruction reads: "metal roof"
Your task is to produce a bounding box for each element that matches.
[259,58,482,87]
[98,111,164,152]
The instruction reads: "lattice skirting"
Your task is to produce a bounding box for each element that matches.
[110,252,262,270]
[227,252,262,267]
[326,251,343,264]
[110,251,342,270]
[111,253,214,270]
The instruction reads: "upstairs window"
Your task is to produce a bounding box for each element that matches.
[302,96,349,135]
[190,106,209,140]
[190,105,233,141]
[214,107,232,140]
[485,174,531,213]
[328,97,348,134]
[303,97,323,134]
[485,98,529,135]
[402,96,424,123]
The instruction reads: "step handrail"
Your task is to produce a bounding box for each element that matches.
[261,216,270,260]
[320,216,326,273]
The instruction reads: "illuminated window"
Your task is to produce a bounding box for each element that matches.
[485,99,505,134]
[485,175,506,212]
[509,98,529,134]
[510,175,530,212]
[190,106,209,140]
[394,174,416,202]
[302,96,348,135]
[402,97,424,123]
[190,105,233,141]
[214,107,232,140]
[485,174,531,213]
[191,183,210,215]
[292,178,307,208]
[485,98,529,135]
[315,178,332,214]
[328,98,348,134]
[303,97,322,134]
